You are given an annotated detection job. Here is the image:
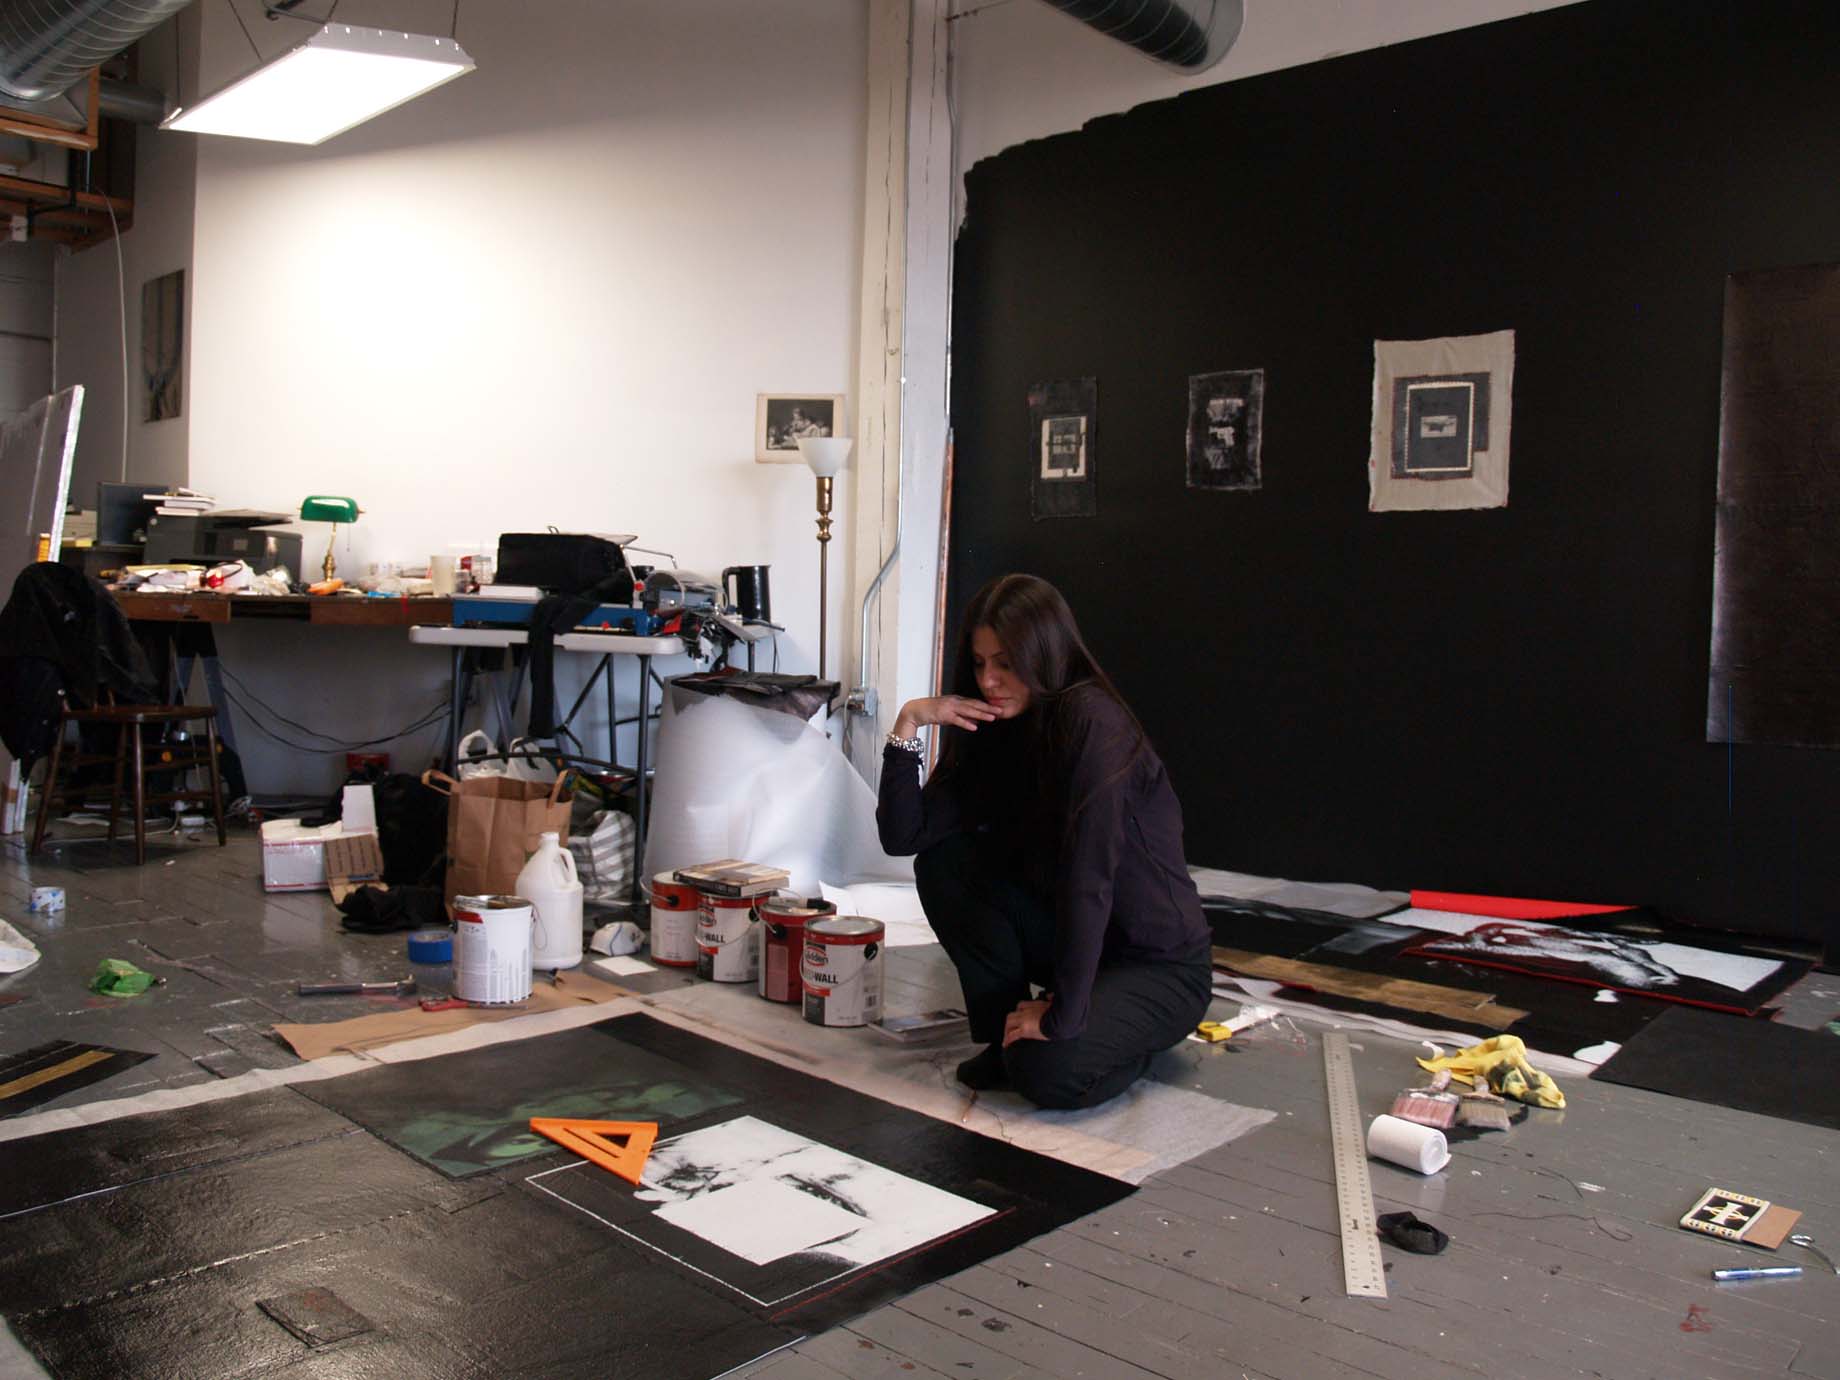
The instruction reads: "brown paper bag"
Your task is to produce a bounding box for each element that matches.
[423,769,574,910]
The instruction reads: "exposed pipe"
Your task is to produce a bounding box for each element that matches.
[1038,0,1243,71]
[0,0,190,103]
[99,75,165,122]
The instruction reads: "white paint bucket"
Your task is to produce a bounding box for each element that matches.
[696,892,758,983]
[650,872,700,968]
[801,916,884,1027]
[453,894,533,1004]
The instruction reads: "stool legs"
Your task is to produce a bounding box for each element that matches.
[29,718,66,855]
[107,726,127,844]
[204,718,227,846]
[130,721,147,867]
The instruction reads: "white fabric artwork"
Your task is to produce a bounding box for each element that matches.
[1369,329,1514,512]
[642,695,914,895]
[637,1115,991,1268]
[654,1178,866,1265]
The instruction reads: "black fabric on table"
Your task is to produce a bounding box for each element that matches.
[1591,1005,1840,1130]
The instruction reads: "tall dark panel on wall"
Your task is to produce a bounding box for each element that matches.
[948,0,1840,945]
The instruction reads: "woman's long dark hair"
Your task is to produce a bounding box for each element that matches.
[929,574,1144,830]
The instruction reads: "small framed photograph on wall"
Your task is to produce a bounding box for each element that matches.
[756,393,845,462]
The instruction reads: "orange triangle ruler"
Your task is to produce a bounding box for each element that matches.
[529,1118,658,1185]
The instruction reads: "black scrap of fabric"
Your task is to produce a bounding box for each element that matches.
[337,885,446,934]
[1377,1211,1449,1255]
[0,1040,157,1118]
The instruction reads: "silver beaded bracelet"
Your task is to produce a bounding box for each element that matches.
[885,731,924,754]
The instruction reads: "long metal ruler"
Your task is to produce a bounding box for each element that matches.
[1323,1031,1387,1298]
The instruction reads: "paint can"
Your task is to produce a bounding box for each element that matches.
[801,916,885,1028]
[757,896,836,1004]
[452,894,533,1005]
[696,892,759,983]
[29,886,65,915]
[649,871,700,968]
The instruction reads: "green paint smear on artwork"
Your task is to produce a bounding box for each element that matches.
[392,1078,743,1177]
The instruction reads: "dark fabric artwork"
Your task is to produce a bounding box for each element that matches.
[1706,261,1840,748]
[1028,377,1097,519]
[1186,369,1264,491]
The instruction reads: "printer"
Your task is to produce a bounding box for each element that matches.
[144,511,302,577]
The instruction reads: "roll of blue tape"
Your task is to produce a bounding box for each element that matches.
[407,929,454,964]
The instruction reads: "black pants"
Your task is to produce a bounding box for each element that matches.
[915,833,1213,1110]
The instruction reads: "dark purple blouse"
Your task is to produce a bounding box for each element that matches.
[877,685,1210,1040]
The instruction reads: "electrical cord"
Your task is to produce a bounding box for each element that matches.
[215,669,452,754]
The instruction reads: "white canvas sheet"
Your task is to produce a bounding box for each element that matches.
[654,1177,867,1265]
[637,1115,991,1268]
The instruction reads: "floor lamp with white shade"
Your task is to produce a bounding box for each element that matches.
[796,437,853,679]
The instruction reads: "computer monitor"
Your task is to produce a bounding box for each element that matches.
[97,481,159,546]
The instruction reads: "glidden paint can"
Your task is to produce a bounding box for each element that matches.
[650,871,700,968]
[757,896,836,1004]
[696,892,759,983]
[453,894,534,1005]
[801,916,885,1028]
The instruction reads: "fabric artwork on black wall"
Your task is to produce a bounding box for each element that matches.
[1706,262,1840,749]
[1028,377,1097,519]
[1369,330,1514,511]
[1186,369,1264,491]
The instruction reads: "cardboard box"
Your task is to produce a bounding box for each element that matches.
[260,785,384,895]
[260,819,342,891]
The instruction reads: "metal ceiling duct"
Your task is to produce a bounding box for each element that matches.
[1039,0,1244,71]
[0,0,191,103]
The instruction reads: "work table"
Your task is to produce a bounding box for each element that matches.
[115,592,456,627]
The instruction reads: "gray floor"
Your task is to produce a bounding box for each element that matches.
[3,826,1838,1380]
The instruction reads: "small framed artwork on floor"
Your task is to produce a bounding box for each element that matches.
[757,393,845,462]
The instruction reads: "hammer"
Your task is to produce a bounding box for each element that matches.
[297,976,418,997]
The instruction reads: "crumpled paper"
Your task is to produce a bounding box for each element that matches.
[0,917,40,974]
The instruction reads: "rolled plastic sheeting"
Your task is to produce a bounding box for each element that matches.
[1367,1113,1450,1175]
[1409,890,1631,921]
[641,693,914,898]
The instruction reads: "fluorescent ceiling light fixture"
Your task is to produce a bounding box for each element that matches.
[161,25,474,145]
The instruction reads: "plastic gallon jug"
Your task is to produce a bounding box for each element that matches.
[517,831,584,970]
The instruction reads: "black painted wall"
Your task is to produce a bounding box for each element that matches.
[947,0,1839,945]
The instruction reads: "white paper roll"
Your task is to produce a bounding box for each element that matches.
[1367,1113,1450,1175]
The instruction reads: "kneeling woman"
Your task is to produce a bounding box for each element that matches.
[877,574,1212,1109]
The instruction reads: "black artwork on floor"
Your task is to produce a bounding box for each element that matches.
[297,1022,746,1177]
[1201,905,1810,1056]
[1592,1006,1840,1132]
[0,1039,155,1118]
[0,1014,1131,1380]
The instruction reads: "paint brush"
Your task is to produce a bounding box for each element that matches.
[1457,1083,1512,1131]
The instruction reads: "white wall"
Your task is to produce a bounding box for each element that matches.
[173,0,867,794]
[947,0,1588,198]
[54,15,197,499]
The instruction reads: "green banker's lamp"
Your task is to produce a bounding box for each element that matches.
[300,496,361,581]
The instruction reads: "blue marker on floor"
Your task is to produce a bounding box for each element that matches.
[1712,1265,1801,1282]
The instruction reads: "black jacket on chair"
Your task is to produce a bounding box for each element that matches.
[0,562,156,766]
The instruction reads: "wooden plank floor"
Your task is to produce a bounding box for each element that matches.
[3,829,1836,1380]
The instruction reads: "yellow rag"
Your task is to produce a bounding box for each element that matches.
[1415,1034,1565,1110]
